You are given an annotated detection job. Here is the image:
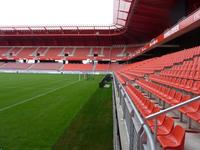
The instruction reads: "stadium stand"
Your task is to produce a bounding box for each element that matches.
[63,64,93,71]
[95,64,109,71]
[44,47,63,60]
[115,45,200,149]
[17,47,36,59]
[72,48,90,60]
[0,47,10,56]
[0,1,199,149]
[29,63,63,71]
[0,63,32,70]
[0,46,139,61]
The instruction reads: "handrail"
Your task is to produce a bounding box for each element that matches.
[145,95,200,120]
[114,73,155,150]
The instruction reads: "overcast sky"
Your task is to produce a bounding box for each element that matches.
[0,0,114,26]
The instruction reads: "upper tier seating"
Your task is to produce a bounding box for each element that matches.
[62,48,74,56]
[44,47,63,59]
[0,46,137,61]
[90,48,102,56]
[110,48,124,60]
[73,48,90,60]
[0,47,11,57]
[8,47,22,56]
[17,47,36,59]
[101,48,111,59]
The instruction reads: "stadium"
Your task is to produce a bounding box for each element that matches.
[0,0,200,150]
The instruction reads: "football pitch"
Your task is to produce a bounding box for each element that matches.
[0,73,113,150]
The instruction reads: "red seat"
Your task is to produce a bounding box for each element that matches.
[185,80,193,90]
[191,81,200,94]
[194,71,200,80]
[189,71,196,79]
[147,114,166,127]
[186,107,200,121]
[171,92,182,105]
[164,89,176,104]
[140,103,155,116]
[115,73,126,85]
[157,125,185,150]
[179,96,200,114]
[179,79,187,88]
[151,117,174,136]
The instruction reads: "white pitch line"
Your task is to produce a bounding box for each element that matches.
[0,79,81,112]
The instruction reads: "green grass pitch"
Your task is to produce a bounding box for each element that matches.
[0,73,113,150]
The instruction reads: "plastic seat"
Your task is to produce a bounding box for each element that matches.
[186,107,200,121]
[179,79,187,88]
[157,125,185,150]
[171,92,182,105]
[147,114,166,127]
[151,117,174,136]
[191,81,200,94]
[140,103,155,116]
[189,71,196,79]
[164,89,176,104]
[194,71,200,80]
[179,95,200,114]
[185,80,193,90]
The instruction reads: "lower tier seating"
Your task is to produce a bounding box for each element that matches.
[149,74,200,95]
[135,79,200,124]
[63,64,93,71]
[29,63,63,70]
[95,64,109,71]
[116,46,200,150]
[124,83,185,150]
[0,63,31,70]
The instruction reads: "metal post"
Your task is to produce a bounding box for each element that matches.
[187,118,192,129]
[154,118,157,150]
[180,112,183,122]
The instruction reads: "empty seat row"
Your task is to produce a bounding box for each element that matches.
[160,70,200,80]
[0,47,137,61]
[118,46,200,79]
[125,83,185,150]
[149,74,200,94]
[115,73,127,85]
[136,79,200,124]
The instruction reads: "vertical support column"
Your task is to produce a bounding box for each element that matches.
[153,118,158,150]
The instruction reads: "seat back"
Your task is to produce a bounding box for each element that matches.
[163,117,174,131]
[172,125,185,147]
[148,102,154,111]
[174,92,182,102]
[189,98,200,110]
[169,89,176,98]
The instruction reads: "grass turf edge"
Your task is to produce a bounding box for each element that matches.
[53,86,113,150]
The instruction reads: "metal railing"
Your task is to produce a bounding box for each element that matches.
[145,95,200,149]
[114,73,200,150]
[113,74,155,150]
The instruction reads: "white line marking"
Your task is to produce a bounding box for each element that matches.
[0,79,81,112]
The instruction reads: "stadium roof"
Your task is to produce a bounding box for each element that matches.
[0,0,179,46]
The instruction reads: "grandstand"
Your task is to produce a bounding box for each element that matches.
[0,0,200,150]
